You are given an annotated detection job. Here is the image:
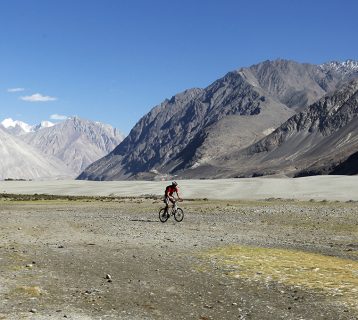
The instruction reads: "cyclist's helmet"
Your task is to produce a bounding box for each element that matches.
[172,181,178,187]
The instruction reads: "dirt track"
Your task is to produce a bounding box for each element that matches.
[0,197,357,319]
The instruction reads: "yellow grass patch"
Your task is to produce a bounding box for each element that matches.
[15,286,44,296]
[204,245,358,309]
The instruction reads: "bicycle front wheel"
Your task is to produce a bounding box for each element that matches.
[159,208,169,223]
[174,208,184,222]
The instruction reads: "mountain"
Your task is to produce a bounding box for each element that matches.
[1,118,34,135]
[78,59,358,181]
[203,79,358,178]
[328,150,358,175]
[242,59,357,110]
[319,59,358,75]
[1,118,55,136]
[20,117,125,174]
[32,120,55,132]
[0,126,72,180]
[78,74,294,180]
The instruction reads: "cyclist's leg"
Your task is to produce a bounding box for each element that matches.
[169,198,176,211]
[164,197,170,213]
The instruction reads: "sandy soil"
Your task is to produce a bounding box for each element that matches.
[0,197,357,319]
[1,176,358,201]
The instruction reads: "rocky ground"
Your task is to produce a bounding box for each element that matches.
[0,196,357,319]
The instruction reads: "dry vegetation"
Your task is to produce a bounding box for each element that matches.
[203,245,358,309]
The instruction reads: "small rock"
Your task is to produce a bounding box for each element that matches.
[30,308,37,313]
[58,245,64,249]
[26,264,33,268]
[106,274,112,280]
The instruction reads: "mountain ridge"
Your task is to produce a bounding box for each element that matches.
[206,79,358,178]
[0,126,72,180]
[78,59,358,181]
[20,116,125,174]
[0,117,124,179]
[1,118,55,135]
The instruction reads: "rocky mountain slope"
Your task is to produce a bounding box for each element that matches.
[197,79,358,178]
[79,59,358,180]
[328,150,358,175]
[242,59,357,110]
[0,126,72,180]
[20,117,125,174]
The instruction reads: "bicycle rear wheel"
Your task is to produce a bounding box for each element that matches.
[159,208,169,223]
[174,208,184,222]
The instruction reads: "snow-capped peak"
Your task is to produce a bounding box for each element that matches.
[1,118,33,133]
[41,120,55,128]
[1,118,57,135]
[320,59,358,74]
[33,121,55,131]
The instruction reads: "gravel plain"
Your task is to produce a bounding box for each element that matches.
[0,196,357,319]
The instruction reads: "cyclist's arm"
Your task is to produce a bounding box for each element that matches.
[175,190,182,201]
[165,189,170,197]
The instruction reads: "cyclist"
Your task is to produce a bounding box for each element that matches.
[164,181,182,212]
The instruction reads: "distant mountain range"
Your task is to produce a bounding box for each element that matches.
[20,117,124,173]
[1,118,55,135]
[0,126,71,180]
[0,117,124,180]
[79,59,358,180]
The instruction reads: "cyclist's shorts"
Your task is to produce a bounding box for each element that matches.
[164,197,175,205]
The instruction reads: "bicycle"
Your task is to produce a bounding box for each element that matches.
[159,201,184,223]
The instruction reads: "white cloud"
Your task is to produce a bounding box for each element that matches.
[7,87,25,92]
[50,114,68,120]
[21,93,57,102]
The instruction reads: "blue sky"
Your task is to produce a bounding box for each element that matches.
[0,0,357,133]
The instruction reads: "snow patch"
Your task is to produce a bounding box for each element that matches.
[33,121,55,131]
[1,118,33,132]
[319,59,358,74]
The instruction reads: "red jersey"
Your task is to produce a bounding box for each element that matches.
[165,185,178,196]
